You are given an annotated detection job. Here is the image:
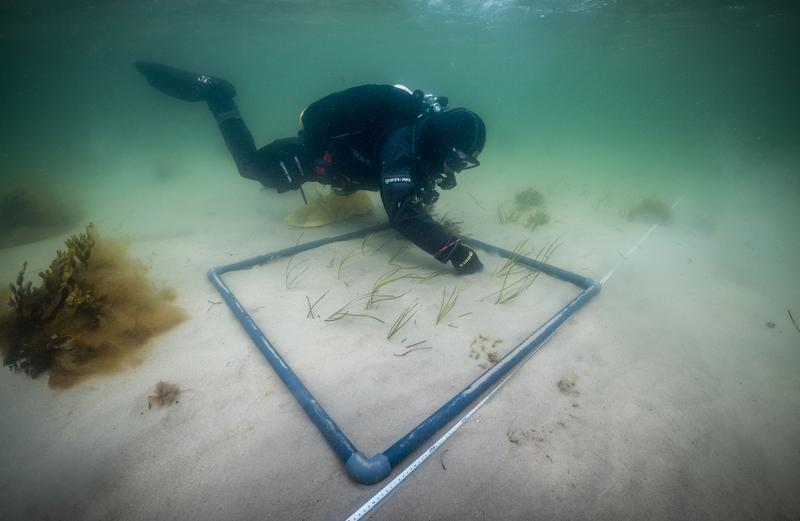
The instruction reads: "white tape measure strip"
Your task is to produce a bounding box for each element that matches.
[599,195,684,285]
[345,349,539,521]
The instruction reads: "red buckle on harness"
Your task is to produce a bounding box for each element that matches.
[315,150,334,176]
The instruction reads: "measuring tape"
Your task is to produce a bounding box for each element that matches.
[345,359,527,521]
[344,195,684,520]
[599,195,684,285]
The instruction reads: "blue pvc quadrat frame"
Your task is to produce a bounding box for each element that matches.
[208,223,600,485]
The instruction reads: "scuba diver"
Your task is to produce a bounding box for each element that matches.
[135,62,486,274]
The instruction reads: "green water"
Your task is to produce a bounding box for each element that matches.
[1,1,798,195]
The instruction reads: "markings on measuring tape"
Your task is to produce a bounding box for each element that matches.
[345,355,537,521]
[599,195,684,285]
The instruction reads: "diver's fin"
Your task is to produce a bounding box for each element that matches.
[134,61,236,102]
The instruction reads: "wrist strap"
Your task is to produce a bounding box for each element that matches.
[434,236,461,262]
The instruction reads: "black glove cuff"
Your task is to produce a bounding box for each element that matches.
[450,244,483,274]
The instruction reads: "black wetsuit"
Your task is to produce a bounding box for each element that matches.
[208,84,459,263]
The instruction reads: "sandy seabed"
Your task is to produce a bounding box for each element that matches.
[0,164,798,521]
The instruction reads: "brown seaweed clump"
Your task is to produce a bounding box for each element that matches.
[625,197,672,225]
[514,188,544,209]
[498,188,551,231]
[0,224,187,389]
[148,381,181,408]
[524,209,551,231]
[284,191,373,228]
[0,183,82,248]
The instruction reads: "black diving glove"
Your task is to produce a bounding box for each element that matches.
[450,244,483,275]
[134,61,237,102]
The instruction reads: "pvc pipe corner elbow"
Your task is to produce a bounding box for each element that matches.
[345,452,391,485]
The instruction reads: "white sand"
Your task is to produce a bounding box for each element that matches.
[1,166,799,520]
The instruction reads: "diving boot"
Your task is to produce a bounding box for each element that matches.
[134,61,237,102]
